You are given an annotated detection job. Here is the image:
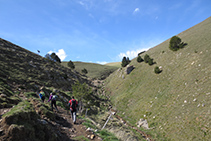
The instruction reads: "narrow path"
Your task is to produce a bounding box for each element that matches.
[50,106,102,141]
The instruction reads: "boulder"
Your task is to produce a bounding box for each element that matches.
[126,65,135,74]
[137,118,150,129]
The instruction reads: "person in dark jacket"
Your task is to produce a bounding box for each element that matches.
[39,90,45,102]
[48,92,58,111]
[68,96,78,124]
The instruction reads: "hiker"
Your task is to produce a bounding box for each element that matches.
[39,90,45,102]
[68,96,78,124]
[48,92,59,111]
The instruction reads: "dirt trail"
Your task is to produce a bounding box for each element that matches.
[53,106,102,141]
[0,102,102,141]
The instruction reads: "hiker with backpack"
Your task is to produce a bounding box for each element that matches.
[68,96,78,124]
[48,92,59,112]
[39,90,45,102]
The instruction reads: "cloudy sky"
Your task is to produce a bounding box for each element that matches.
[0,0,210,64]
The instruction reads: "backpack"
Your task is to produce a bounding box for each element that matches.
[40,92,45,97]
[71,99,76,110]
[52,95,58,101]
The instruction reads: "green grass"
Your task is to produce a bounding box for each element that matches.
[105,62,121,67]
[79,116,119,140]
[72,136,90,141]
[105,17,211,140]
[2,100,37,121]
[61,61,119,79]
[97,130,119,141]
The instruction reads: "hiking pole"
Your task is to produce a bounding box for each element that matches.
[102,113,112,130]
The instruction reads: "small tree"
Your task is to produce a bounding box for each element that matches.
[121,56,130,67]
[126,57,131,64]
[144,54,150,63]
[81,68,88,74]
[72,81,92,114]
[68,60,75,69]
[148,58,154,66]
[50,53,61,63]
[137,55,144,63]
[45,52,61,63]
[169,36,187,51]
[144,54,155,65]
[154,66,162,74]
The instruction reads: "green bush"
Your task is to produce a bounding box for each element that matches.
[144,54,150,63]
[121,57,130,67]
[144,54,155,65]
[68,60,75,69]
[137,56,144,63]
[148,58,154,66]
[82,68,88,74]
[154,66,162,74]
[169,36,187,51]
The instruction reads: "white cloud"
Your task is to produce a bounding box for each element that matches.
[117,38,164,61]
[118,48,149,60]
[48,49,67,61]
[133,8,140,14]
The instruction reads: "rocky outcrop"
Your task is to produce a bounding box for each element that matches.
[125,65,135,74]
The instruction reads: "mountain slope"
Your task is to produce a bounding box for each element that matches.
[62,61,119,80]
[0,38,112,141]
[105,17,211,140]
[0,38,88,92]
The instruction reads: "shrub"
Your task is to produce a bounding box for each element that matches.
[148,58,154,66]
[81,68,88,74]
[138,51,146,56]
[154,66,162,74]
[45,52,61,63]
[121,57,130,67]
[169,36,187,51]
[144,54,155,65]
[144,54,150,63]
[68,60,75,69]
[137,56,144,63]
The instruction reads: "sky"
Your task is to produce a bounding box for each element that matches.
[0,0,210,64]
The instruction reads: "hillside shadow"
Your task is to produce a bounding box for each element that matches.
[55,114,72,128]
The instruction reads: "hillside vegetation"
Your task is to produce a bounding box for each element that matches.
[105,17,211,140]
[0,38,118,141]
[62,61,118,80]
[105,62,121,68]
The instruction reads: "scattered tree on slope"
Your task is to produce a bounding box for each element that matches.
[121,56,131,67]
[68,60,75,69]
[137,55,144,63]
[45,52,61,63]
[169,36,187,51]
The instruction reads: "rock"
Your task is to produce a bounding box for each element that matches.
[137,118,150,129]
[37,119,48,124]
[86,127,94,132]
[126,65,135,74]
[0,94,7,98]
[90,134,95,140]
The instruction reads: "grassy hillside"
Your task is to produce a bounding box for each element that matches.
[0,37,93,110]
[105,62,121,68]
[105,17,211,140]
[0,38,116,140]
[62,61,119,80]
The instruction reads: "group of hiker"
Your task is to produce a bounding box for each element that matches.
[38,90,78,124]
